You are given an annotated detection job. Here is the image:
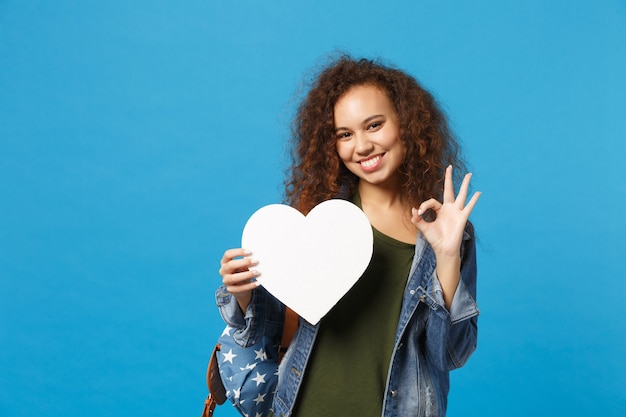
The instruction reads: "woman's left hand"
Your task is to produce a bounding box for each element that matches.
[411,165,481,258]
[411,165,480,309]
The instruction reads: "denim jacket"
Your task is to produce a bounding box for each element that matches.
[216,224,478,417]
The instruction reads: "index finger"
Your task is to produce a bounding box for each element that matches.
[221,248,252,265]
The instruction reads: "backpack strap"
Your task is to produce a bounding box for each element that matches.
[201,343,226,417]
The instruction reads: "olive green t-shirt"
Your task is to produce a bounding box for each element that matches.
[292,204,415,416]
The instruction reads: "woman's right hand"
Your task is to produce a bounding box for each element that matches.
[219,248,260,313]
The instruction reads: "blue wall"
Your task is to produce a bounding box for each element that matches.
[1,1,625,416]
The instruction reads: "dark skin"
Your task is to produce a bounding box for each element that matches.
[219,85,480,312]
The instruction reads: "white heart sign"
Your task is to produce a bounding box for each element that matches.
[241,199,373,325]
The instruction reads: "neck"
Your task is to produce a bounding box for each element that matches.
[357,180,407,209]
[357,180,417,244]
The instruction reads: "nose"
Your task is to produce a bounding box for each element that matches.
[355,132,374,156]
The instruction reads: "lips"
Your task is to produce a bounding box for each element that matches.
[359,154,383,171]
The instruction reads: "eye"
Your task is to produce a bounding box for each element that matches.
[336,131,352,140]
[368,121,383,130]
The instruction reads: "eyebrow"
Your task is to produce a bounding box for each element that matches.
[335,114,385,132]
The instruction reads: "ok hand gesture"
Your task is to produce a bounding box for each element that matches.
[411,166,480,309]
[411,165,481,256]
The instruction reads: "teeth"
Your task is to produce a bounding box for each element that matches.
[361,155,381,168]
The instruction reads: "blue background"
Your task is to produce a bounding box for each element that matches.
[1,1,625,416]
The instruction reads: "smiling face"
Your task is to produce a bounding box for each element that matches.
[334,84,406,190]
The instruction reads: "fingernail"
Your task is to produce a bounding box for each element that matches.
[243,249,252,255]
[249,258,259,265]
[250,269,260,276]
[417,209,423,216]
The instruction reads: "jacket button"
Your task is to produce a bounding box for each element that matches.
[390,390,398,397]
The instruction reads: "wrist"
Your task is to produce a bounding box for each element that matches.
[235,292,252,314]
[434,250,461,263]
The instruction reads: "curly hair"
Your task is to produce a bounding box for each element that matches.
[285,55,466,214]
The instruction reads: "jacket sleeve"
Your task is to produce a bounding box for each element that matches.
[215,285,285,348]
[424,224,479,371]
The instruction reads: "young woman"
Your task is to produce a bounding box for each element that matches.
[217,55,481,416]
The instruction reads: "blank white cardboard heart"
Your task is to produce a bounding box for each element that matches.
[241,199,373,325]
